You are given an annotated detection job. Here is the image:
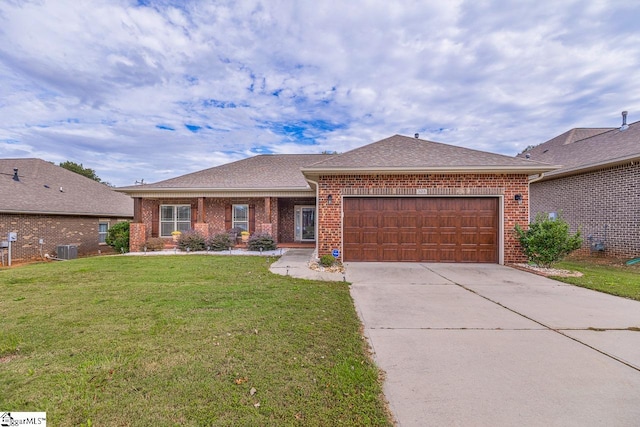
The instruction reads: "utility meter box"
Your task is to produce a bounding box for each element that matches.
[0,241,8,248]
[7,232,17,242]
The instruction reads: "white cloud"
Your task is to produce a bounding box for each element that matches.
[0,0,640,186]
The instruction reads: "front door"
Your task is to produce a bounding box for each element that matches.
[294,206,316,242]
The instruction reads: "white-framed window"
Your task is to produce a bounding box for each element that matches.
[160,205,191,237]
[98,222,109,244]
[232,204,249,231]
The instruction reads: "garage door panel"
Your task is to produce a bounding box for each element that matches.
[360,198,380,210]
[460,217,478,227]
[362,231,378,244]
[460,249,480,262]
[420,248,439,262]
[439,249,457,262]
[361,214,378,228]
[400,198,418,210]
[399,248,418,262]
[399,232,417,244]
[381,247,399,261]
[478,232,496,244]
[344,230,361,243]
[477,217,496,228]
[343,197,498,263]
[381,219,398,229]
[362,248,379,261]
[440,232,457,244]
[382,232,399,244]
[460,232,480,244]
[399,216,418,228]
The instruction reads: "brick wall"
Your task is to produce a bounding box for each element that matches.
[316,173,530,263]
[0,213,126,262]
[530,162,640,258]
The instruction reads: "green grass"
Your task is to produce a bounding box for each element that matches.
[0,256,391,426]
[552,260,640,301]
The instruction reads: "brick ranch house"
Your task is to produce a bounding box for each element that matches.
[0,158,133,263]
[119,135,555,264]
[520,112,640,259]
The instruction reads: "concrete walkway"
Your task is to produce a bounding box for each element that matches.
[346,262,640,426]
[269,248,345,281]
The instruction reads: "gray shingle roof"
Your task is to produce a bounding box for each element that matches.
[303,134,555,173]
[0,158,133,217]
[119,135,557,196]
[119,154,332,191]
[520,122,640,178]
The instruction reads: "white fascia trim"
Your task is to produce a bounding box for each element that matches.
[532,154,640,182]
[0,209,133,217]
[115,188,315,198]
[302,165,559,175]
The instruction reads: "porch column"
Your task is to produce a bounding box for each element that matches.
[194,197,209,237]
[197,197,205,223]
[265,197,272,222]
[129,223,146,252]
[133,197,143,223]
[260,197,278,239]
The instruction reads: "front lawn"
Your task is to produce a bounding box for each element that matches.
[0,256,391,426]
[552,259,640,301]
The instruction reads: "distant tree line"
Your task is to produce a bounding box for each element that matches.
[59,161,113,186]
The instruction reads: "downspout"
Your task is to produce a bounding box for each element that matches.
[305,176,320,257]
[528,172,546,184]
[528,173,545,222]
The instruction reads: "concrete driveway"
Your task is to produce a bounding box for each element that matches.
[346,263,640,426]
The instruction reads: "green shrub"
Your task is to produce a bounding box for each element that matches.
[515,213,582,268]
[319,254,335,267]
[105,221,130,253]
[208,233,236,251]
[144,238,166,251]
[247,233,277,251]
[177,230,206,251]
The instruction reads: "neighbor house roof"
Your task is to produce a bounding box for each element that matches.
[520,121,640,181]
[118,154,332,197]
[302,134,556,177]
[0,158,133,217]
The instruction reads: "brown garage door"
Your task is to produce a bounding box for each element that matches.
[343,197,498,263]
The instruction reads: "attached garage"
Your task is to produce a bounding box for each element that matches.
[343,197,499,263]
[301,134,557,264]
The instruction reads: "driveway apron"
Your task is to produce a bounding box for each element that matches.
[346,263,640,427]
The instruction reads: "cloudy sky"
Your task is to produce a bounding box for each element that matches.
[1,0,640,187]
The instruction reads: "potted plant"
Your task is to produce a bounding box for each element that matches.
[171,230,182,242]
[240,231,250,242]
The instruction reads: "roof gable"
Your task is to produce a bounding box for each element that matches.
[522,122,640,178]
[303,135,554,173]
[0,158,133,217]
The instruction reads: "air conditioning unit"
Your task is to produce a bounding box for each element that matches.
[57,245,78,260]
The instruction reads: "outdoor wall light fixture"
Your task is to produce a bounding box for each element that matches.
[514,194,523,204]
[327,194,333,205]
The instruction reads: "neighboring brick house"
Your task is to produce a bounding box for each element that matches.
[119,135,554,264]
[0,159,133,263]
[520,113,640,258]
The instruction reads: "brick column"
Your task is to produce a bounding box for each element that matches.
[129,223,146,252]
[267,197,278,241]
